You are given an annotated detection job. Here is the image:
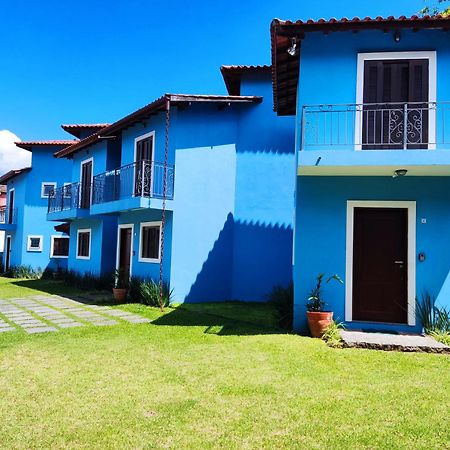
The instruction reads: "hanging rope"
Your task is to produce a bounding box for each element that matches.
[159,98,170,312]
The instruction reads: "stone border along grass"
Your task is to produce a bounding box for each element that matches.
[0,295,151,334]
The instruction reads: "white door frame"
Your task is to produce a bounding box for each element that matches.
[355,51,437,150]
[345,200,416,326]
[115,224,134,276]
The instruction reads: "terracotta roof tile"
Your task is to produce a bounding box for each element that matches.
[15,140,78,151]
[61,124,110,138]
[220,65,272,95]
[0,167,32,184]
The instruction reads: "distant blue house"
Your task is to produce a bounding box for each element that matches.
[0,140,76,272]
[271,15,450,333]
[47,66,295,302]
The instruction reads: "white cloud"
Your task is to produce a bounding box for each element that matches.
[0,130,31,175]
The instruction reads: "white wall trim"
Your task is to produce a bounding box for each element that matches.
[79,157,94,206]
[27,235,43,252]
[50,235,69,259]
[41,182,57,199]
[355,51,437,150]
[76,228,91,260]
[345,200,416,326]
[138,221,162,263]
[115,224,134,276]
[133,131,155,197]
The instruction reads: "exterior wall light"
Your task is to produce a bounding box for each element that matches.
[394,31,401,42]
[287,38,297,56]
[393,169,408,178]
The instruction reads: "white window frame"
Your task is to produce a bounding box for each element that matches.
[115,224,134,275]
[345,201,416,326]
[79,157,94,206]
[76,228,91,260]
[41,182,57,199]
[5,235,12,271]
[133,131,155,197]
[139,221,161,263]
[355,51,437,150]
[63,182,72,198]
[27,235,43,252]
[50,235,70,259]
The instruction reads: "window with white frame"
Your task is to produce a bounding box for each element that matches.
[139,221,161,262]
[41,182,56,199]
[77,229,91,259]
[27,235,43,252]
[51,236,69,258]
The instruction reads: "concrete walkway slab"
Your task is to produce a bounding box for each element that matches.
[341,330,450,353]
[0,295,151,334]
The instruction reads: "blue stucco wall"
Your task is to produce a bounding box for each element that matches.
[118,209,172,282]
[294,176,450,334]
[297,29,450,156]
[2,147,72,271]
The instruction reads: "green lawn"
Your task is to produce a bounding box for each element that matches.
[0,277,449,449]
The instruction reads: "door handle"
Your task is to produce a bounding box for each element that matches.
[394,261,404,264]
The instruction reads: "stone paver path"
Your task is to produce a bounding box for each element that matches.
[0,295,151,334]
[341,330,450,353]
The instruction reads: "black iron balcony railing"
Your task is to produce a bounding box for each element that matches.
[301,102,450,150]
[0,206,17,224]
[47,182,90,214]
[92,160,174,205]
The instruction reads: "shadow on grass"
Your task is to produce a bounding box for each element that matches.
[11,279,119,306]
[152,305,288,336]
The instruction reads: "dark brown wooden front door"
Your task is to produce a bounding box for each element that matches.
[134,136,153,197]
[8,189,14,224]
[80,160,93,209]
[118,227,132,278]
[5,236,11,271]
[352,207,408,324]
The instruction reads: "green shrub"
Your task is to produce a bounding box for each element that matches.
[416,293,450,334]
[140,279,172,308]
[268,282,293,330]
[61,269,112,291]
[6,265,43,279]
[322,320,345,348]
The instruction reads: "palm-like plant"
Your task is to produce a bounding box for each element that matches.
[307,273,343,312]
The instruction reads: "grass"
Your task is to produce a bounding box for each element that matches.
[0,278,449,449]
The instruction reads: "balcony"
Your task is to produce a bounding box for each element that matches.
[299,102,450,175]
[0,206,17,230]
[91,160,175,215]
[47,182,90,221]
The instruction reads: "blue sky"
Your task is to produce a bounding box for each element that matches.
[0,0,428,141]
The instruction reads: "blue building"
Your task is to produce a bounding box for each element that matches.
[48,66,295,302]
[271,15,450,333]
[0,140,76,272]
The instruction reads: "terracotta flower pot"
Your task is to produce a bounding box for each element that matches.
[307,311,333,338]
[112,288,127,302]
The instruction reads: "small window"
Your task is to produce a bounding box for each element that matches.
[77,229,91,259]
[51,236,69,258]
[63,183,72,198]
[41,182,56,198]
[27,235,43,252]
[139,222,161,262]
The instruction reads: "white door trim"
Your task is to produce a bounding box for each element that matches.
[5,235,11,271]
[133,131,155,197]
[345,200,416,326]
[355,51,437,150]
[115,223,134,276]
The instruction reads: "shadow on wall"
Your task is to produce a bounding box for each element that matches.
[184,213,293,303]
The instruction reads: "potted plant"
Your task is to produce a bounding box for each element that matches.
[113,269,129,302]
[307,273,343,338]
